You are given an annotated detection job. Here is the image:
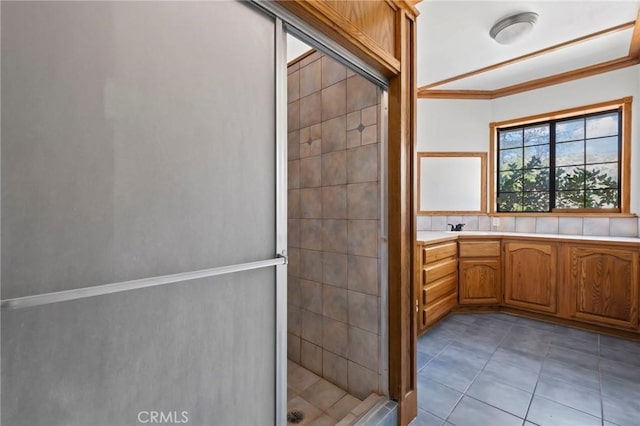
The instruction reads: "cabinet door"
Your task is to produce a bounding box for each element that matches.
[459,259,500,304]
[504,242,557,313]
[569,246,639,329]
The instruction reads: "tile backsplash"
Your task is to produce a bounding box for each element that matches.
[417,214,640,238]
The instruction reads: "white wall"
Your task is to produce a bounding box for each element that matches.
[417,98,490,152]
[418,65,640,214]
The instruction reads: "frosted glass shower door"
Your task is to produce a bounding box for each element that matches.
[1,1,285,425]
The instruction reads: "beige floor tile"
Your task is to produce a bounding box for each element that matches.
[300,378,347,411]
[288,386,299,402]
[289,363,321,393]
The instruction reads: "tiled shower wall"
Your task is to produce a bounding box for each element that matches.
[287,50,383,400]
[417,214,640,237]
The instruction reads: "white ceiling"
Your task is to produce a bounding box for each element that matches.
[417,0,640,91]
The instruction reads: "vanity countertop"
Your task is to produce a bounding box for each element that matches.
[417,230,640,245]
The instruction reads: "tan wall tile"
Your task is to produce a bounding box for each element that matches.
[347,255,378,296]
[322,151,347,186]
[322,219,347,254]
[322,55,347,88]
[300,219,323,251]
[301,310,323,346]
[301,249,323,283]
[300,279,323,314]
[288,218,300,248]
[346,129,361,149]
[323,317,348,357]
[346,75,377,113]
[322,116,347,153]
[288,159,300,189]
[322,185,347,219]
[361,105,377,126]
[288,70,300,103]
[361,124,377,145]
[300,187,322,219]
[347,182,378,220]
[346,111,361,131]
[288,248,300,277]
[288,275,300,307]
[311,123,322,140]
[288,305,301,336]
[288,99,300,131]
[288,130,300,160]
[301,340,323,376]
[347,361,378,400]
[300,59,321,98]
[347,144,378,183]
[348,220,378,257]
[322,252,348,288]
[322,80,346,121]
[288,189,300,218]
[348,291,379,334]
[348,326,379,371]
[288,333,301,363]
[323,350,349,391]
[300,156,322,188]
[300,92,321,127]
[323,284,348,322]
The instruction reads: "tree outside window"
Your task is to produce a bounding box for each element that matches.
[496,109,621,213]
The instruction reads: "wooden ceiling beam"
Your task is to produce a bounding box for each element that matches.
[418,21,636,93]
[628,9,640,57]
[416,89,492,99]
[417,56,639,100]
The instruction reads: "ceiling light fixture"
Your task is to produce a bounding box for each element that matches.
[490,12,539,45]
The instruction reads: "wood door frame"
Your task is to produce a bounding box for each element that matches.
[274,2,419,424]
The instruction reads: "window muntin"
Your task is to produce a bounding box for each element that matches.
[496,109,622,213]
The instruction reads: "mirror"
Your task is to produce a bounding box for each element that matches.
[418,152,487,214]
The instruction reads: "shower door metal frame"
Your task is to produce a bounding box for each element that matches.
[1,2,290,424]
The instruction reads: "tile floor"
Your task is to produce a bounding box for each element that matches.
[413,312,640,426]
[288,360,363,425]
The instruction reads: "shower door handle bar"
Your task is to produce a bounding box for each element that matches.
[1,256,286,311]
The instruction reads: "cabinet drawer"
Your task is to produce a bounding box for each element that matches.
[423,258,457,284]
[423,274,457,305]
[423,242,457,264]
[425,293,457,327]
[459,241,500,257]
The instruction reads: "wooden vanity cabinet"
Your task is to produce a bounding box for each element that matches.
[503,240,558,314]
[567,245,639,330]
[458,240,501,305]
[417,241,458,334]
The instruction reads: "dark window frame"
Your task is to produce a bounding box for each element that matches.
[490,97,632,216]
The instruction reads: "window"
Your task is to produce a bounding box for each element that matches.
[490,98,632,214]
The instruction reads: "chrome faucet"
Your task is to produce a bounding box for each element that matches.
[448,223,465,232]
